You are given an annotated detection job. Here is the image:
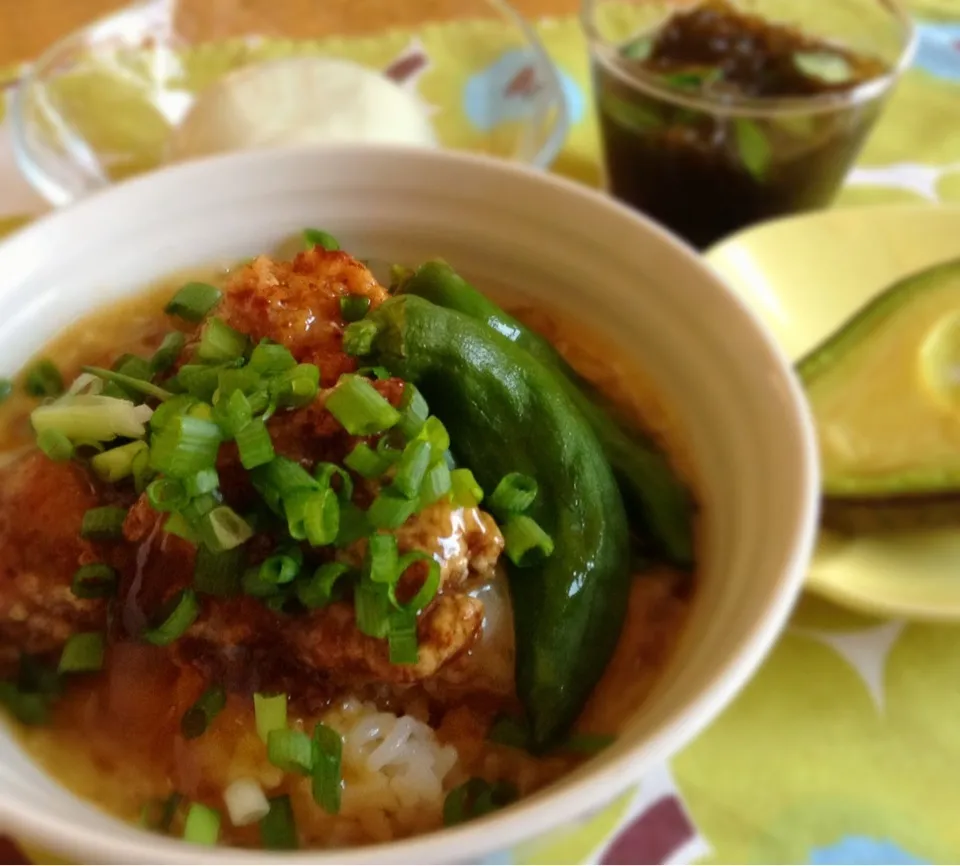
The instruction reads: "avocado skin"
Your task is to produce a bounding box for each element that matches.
[798,256,960,499]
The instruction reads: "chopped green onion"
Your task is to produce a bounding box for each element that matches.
[216,367,262,398]
[503,515,555,567]
[81,366,173,402]
[194,543,245,596]
[223,779,270,827]
[235,418,275,469]
[197,317,250,363]
[198,506,252,553]
[339,295,371,322]
[312,723,343,814]
[419,460,452,506]
[489,472,538,515]
[24,359,64,398]
[303,228,340,251]
[343,442,390,479]
[31,394,152,442]
[184,467,219,498]
[174,363,233,402]
[271,364,319,409]
[259,546,303,585]
[58,632,105,673]
[388,552,441,614]
[357,365,390,380]
[181,491,220,524]
[165,282,222,323]
[149,414,222,478]
[451,468,484,508]
[260,794,298,850]
[140,792,182,832]
[150,332,186,374]
[0,682,52,726]
[164,514,198,543]
[314,462,354,504]
[37,428,74,462]
[376,433,404,462]
[91,440,148,483]
[143,589,200,646]
[254,692,287,743]
[416,416,450,454]
[335,503,370,548]
[0,378,12,403]
[397,385,429,440]
[249,340,296,375]
[182,802,220,846]
[242,566,280,598]
[132,445,154,493]
[393,439,431,499]
[113,353,151,377]
[109,354,154,399]
[443,778,518,827]
[562,732,616,756]
[149,394,197,430]
[267,728,314,775]
[368,489,419,529]
[72,563,118,599]
[387,609,419,665]
[212,388,253,439]
[147,477,189,513]
[80,506,127,541]
[285,488,339,547]
[250,456,317,515]
[297,563,352,609]
[355,577,391,639]
[342,319,379,357]
[180,684,226,739]
[366,533,399,585]
[487,715,530,750]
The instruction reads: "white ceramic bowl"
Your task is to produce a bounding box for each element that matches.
[0,145,818,864]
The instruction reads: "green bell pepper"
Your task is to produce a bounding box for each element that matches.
[364,294,632,750]
[396,261,695,567]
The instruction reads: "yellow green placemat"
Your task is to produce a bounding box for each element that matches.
[1,7,959,863]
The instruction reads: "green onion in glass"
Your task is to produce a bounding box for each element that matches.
[58,632,105,673]
[180,684,227,739]
[80,506,127,541]
[72,563,119,599]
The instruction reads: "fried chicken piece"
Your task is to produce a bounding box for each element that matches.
[286,594,484,684]
[219,248,388,385]
[0,453,107,657]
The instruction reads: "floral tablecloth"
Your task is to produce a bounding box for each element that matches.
[1,2,960,863]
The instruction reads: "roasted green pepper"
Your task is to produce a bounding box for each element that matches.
[396,261,695,567]
[364,295,631,750]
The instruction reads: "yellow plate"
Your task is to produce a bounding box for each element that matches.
[706,204,960,620]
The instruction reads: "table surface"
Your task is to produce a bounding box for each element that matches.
[1,2,960,865]
[0,0,579,67]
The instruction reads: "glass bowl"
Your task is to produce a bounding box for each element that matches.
[10,0,570,206]
[580,0,916,249]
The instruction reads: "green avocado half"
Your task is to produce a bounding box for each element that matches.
[799,257,960,498]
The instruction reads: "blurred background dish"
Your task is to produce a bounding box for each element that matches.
[581,0,916,249]
[9,0,570,205]
[706,203,960,620]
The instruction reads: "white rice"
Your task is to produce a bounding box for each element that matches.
[318,698,461,837]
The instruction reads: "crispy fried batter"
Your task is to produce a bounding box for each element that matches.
[219,248,388,385]
[286,594,484,684]
[0,453,107,656]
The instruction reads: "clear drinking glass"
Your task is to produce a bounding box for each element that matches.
[11,0,569,206]
[581,0,917,249]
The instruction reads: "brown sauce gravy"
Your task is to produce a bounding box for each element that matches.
[0,269,699,847]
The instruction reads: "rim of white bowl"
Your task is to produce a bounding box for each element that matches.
[0,144,820,865]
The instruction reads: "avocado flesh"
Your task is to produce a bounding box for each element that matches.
[799,258,960,498]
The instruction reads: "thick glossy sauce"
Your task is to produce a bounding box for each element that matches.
[0,274,697,848]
